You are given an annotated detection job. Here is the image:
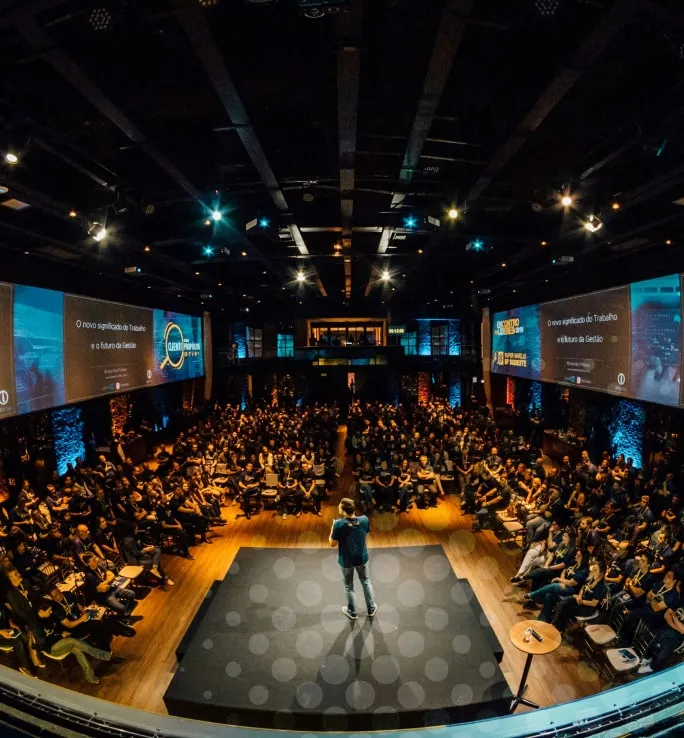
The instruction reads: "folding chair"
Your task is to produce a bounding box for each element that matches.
[261,472,280,511]
[601,619,654,684]
[582,595,627,664]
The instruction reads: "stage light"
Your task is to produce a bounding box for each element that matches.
[195,271,200,276]
[447,208,459,220]
[92,226,107,242]
[241,250,247,256]
[583,215,603,233]
[296,270,306,283]
[540,240,548,246]
[404,216,417,229]
[4,152,18,164]
[560,194,573,207]
[203,245,214,257]
[211,210,222,222]
[89,7,112,31]
[144,245,151,253]
[611,202,621,211]
[204,219,211,226]
[218,282,223,286]
[501,262,507,268]
[68,209,78,218]
[666,239,673,245]
[417,248,423,254]
[380,269,391,282]
[259,218,270,228]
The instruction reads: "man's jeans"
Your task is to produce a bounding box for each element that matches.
[49,637,111,682]
[341,564,376,616]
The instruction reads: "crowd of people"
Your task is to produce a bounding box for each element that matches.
[0,403,339,682]
[345,400,684,673]
[0,397,682,687]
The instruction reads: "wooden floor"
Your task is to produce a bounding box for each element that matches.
[56,426,605,719]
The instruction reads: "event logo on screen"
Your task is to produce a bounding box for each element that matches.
[159,321,202,371]
[153,310,203,383]
[491,305,541,379]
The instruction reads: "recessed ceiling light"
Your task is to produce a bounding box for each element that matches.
[0,185,9,194]
[666,239,673,245]
[560,194,573,207]
[540,240,547,246]
[195,271,200,276]
[241,251,247,256]
[68,210,78,218]
[611,202,621,211]
[4,152,18,164]
[417,249,423,255]
[144,245,151,253]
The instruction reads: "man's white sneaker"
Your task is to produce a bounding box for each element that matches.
[342,607,358,620]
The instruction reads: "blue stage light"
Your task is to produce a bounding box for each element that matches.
[472,239,484,251]
[203,245,214,257]
[259,218,270,228]
[211,210,222,222]
[404,216,417,229]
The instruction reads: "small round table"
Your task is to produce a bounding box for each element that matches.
[509,620,561,711]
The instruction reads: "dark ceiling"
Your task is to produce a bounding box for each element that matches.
[0,0,684,323]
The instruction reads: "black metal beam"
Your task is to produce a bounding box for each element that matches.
[171,0,327,297]
[463,0,635,205]
[336,0,364,299]
[365,0,474,297]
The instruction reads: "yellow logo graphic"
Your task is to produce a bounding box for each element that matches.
[160,322,186,370]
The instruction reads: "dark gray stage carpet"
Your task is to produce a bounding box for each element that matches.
[164,545,512,731]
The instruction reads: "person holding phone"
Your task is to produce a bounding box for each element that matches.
[329,498,377,620]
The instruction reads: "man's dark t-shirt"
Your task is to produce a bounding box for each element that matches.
[332,515,370,568]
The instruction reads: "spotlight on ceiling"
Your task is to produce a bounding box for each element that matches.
[465,238,485,252]
[89,7,112,31]
[198,0,219,7]
[403,216,417,229]
[92,226,107,242]
[583,215,603,233]
[4,152,19,165]
[259,218,270,228]
[535,0,561,16]
[0,185,8,194]
[447,208,459,220]
[203,245,214,257]
[380,269,391,283]
[560,193,573,208]
[611,201,621,211]
[296,270,306,283]
[211,210,222,222]
[68,209,78,218]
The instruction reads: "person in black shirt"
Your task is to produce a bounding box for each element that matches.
[36,598,118,684]
[396,459,414,513]
[551,560,607,631]
[170,488,210,544]
[299,462,321,516]
[278,465,300,519]
[156,495,194,559]
[0,601,34,676]
[44,584,135,649]
[83,554,136,616]
[374,460,396,512]
[122,524,174,586]
[238,463,260,520]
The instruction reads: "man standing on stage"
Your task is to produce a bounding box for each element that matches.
[329,497,377,620]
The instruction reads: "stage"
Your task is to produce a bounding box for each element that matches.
[164,545,512,731]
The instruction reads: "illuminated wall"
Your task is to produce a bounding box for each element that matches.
[416,320,432,357]
[506,376,516,407]
[609,399,645,469]
[232,322,247,360]
[52,406,85,476]
[418,372,431,404]
[529,381,543,415]
[449,374,462,408]
[447,319,461,356]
